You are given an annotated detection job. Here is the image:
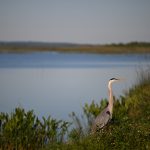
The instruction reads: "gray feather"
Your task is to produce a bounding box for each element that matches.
[91,107,111,133]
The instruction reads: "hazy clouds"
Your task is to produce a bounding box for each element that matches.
[0,0,150,44]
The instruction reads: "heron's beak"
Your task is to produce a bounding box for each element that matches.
[117,78,126,81]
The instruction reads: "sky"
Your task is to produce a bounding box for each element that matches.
[0,0,150,44]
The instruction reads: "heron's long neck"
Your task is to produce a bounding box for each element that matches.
[108,83,113,114]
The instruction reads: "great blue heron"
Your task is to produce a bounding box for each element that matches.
[91,78,121,133]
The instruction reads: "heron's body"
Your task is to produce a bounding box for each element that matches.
[91,78,120,133]
[91,107,111,132]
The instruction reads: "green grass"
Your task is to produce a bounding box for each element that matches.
[0,109,70,149]
[0,69,150,149]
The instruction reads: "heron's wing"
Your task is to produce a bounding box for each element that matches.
[91,107,111,132]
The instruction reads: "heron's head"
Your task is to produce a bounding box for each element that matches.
[109,77,125,85]
[108,78,121,89]
[110,77,119,81]
[108,78,121,85]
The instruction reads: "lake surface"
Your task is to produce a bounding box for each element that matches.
[0,52,150,121]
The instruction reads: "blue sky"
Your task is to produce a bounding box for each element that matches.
[0,0,150,44]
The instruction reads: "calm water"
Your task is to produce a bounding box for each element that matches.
[0,52,149,120]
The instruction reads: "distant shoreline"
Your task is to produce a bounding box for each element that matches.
[0,41,150,54]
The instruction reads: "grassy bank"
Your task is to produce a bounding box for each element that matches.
[0,70,150,149]
[64,70,150,150]
[0,41,150,54]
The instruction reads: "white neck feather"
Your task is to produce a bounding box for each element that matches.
[108,81,114,114]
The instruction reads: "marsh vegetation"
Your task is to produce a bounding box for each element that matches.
[0,41,150,54]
